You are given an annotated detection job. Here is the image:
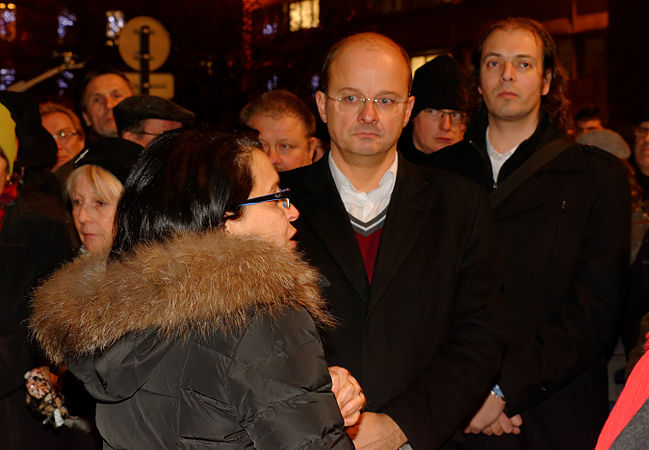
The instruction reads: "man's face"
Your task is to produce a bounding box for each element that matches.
[122,118,183,147]
[82,74,133,137]
[246,113,314,172]
[412,109,466,153]
[478,28,551,126]
[316,40,414,161]
[575,118,604,136]
[634,121,649,174]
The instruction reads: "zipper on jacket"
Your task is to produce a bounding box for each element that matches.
[552,200,568,260]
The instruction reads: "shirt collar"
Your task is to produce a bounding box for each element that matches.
[328,151,398,196]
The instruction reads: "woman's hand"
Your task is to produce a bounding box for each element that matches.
[329,365,366,427]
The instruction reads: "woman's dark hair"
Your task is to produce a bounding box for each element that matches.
[109,126,258,260]
[467,17,570,131]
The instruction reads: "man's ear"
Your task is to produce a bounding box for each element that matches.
[315,91,328,123]
[541,69,552,96]
[308,136,317,161]
[82,111,92,127]
[402,95,415,127]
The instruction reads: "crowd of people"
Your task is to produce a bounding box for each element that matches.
[1,15,649,450]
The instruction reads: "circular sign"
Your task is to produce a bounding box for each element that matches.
[118,16,171,72]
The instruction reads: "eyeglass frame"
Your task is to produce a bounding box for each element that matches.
[322,92,410,115]
[634,126,649,139]
[420,108,466,126]
[238,188,291,209]
[52,128,80,143]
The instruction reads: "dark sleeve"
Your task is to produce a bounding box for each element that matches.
[229,308,353,450]
[499,159,631,414]
[0,209,75,395]
[380,187,505,448]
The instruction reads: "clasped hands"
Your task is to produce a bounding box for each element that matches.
[464,393,523,436]
[329,367,408,449]
[329,366,366,427]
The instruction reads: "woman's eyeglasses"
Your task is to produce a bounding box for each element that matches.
[238,188,291,209]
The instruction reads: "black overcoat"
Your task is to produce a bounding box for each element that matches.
[427,113,630,449]
[281,156,505,448]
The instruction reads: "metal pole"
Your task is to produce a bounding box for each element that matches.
[139,25,151,95]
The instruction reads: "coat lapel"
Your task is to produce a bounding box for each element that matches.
[368,158,436,312]
[295,159,370,302]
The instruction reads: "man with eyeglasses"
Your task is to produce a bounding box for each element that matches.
[280,32,503,449]
[428,18,629,449]
[632,108,649,199]
[399,55,466,164]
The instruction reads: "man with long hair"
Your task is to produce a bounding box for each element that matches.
[429,18,629,449]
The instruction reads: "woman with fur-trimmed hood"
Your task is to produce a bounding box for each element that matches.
[30,127,355,449]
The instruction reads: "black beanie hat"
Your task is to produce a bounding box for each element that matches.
[411,55,463,118]
[74,137,141,185]
[636,106,649,125]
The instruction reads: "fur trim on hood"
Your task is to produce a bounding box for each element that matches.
[30,231,332,366]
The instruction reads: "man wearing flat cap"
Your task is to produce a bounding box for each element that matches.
[114,95,195,148]
[399,54,466,164]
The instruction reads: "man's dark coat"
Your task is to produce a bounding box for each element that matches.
[427,112,630,449]
[281,156,504,448]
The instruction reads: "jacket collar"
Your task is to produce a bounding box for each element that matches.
[465,110,582,182]
[30,231,330,365]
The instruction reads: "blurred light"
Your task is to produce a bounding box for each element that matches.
[106,10,125,45]
[57,10,76,40]
[0,2,16,42]
[289,0,319,32]
[262,22,278,36]
[266,74,278,91]
[310,74,320,92]
[0,68,16,90]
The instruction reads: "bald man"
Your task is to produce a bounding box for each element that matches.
[280,33,503,448]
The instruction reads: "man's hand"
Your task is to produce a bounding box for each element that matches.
[481,413,523,436]
[464,393,505,434]
[328,366,366,427]
[346,412,408,449]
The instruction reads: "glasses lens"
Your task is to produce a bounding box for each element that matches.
[56,129,76,143]
[635,127,649,138]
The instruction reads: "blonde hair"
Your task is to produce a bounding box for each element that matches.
[66,165,123,204]
[39,102,86,142]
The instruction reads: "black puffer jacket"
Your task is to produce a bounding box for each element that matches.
[31,231,352,449]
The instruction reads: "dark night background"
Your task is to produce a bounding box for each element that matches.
[0,0,646,132]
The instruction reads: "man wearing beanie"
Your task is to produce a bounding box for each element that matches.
[399,54,466,164]
[114,95,194,148]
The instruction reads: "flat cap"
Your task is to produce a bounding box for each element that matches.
[114,95,195,136]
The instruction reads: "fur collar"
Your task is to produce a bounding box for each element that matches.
[30,231,331,365]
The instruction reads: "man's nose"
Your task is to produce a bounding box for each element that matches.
[267,146,282,169]
[439,114,452,130]
[501,62,515,81]
[358,99,379,123]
